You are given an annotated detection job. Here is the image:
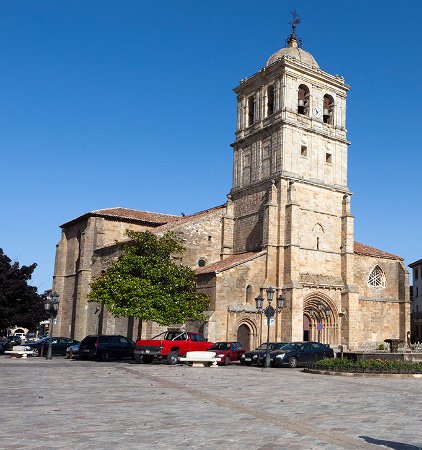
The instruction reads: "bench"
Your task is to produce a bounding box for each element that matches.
[179,351,218,368]
[4,346,32,359]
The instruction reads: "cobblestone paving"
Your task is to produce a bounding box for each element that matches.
[0,356,421,449]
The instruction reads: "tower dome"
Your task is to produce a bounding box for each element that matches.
[265,35,319,69]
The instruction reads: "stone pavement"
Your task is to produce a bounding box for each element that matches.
[0,356,421,450]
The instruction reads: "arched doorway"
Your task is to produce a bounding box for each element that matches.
[237,324,251,351]
[303,293,338,346]
[303,315,310,341]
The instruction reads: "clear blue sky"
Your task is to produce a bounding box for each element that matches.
[1,1,421,291]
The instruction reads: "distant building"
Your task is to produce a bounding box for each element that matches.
[409,259,422,342]
[52,25,410,350]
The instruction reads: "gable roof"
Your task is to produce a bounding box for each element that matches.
[196,251,265,275]
[354,242,403,261]
[152,205,225,234]
[61,207,180,228]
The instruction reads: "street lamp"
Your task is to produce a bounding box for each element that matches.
[255,287,285,368]
[43,291,60,360]
[309,303,331,343]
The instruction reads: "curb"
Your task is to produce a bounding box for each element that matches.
[304,368,422,379]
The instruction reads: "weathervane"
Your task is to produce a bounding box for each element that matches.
[289,10,301,36]
[287,10,302,48]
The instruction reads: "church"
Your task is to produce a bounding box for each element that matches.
[52,25,410,351]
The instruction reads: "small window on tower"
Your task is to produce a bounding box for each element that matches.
[298,84,310,115]
[301,146,308,157]
[198,258,206,267]
[323,94,334,125]
[248,95,255,126]
[267,85,274,116]
[325,153,332,164]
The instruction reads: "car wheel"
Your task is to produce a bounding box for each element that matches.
[224,357,230,366]
[142,355,154,364]
[101,350,110,362]
[288,357,298,368]
[167,350,179,365]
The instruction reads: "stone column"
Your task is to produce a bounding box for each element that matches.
[283,181,303,341]
[52,231,67,336]
[221,196,234,258]
[340,194,359,349]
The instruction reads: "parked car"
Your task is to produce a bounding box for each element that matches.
[241,342,284,366]
[207,341,245,365]
[134,329,213,365]
[256,342,288,366]
[66,343,80,359]
[79,335,135,361]
[270,342,334,368]
[23,337,79,357]
[6,336,22,349]
[25,333,37,343]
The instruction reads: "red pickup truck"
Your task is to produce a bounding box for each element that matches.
[134,329,213,364]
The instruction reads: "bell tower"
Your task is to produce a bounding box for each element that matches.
[221,16,355,343]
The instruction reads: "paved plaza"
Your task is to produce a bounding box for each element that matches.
[0,356,421,450]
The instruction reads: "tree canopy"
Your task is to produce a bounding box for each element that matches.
[88,231,210,326]
[0,248,46,332]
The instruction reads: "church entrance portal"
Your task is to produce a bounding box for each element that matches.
[237,324,251,352]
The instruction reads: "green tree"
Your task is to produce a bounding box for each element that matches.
[88,231,209,326]
[0,248,47,333]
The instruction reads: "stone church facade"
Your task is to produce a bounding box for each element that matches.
[52,31,410,351]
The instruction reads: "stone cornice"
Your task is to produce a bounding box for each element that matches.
[232,114,349,148]
[230,172,350,197]
[234,55,350,94]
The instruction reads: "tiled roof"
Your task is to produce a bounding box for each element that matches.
[196,251,265,275]
[152,205,225,233]
[354,242,403,261]
[61,207,180,228]
[409,259,422,268]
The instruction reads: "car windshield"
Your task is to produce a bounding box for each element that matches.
[256,344,270,350]
[272,343,287,350]
[210,342,231,350]
[165,331,187,340]
[279,343,300,351]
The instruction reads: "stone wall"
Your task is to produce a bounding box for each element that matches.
[353,254,410,344]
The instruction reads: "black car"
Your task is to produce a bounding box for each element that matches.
[241,342,284,366]
[270,342,334,368]
[256,342,288,366]
[79,335,135,361]
[23,337,80,357]
[6,336,22,349]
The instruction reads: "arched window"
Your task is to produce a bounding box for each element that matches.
[323,94,334,125]
[266,85,274,116]
[313,223,324,250]
[246,285,254,304]
[298,84,310,115]
[368,266,386,288]
[248,95,255,126]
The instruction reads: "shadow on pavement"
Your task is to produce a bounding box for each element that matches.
[360,436,422,450]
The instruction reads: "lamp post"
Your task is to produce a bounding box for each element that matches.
[255,287,285,368]
[309,303,331,343]
[43,291,60,360]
